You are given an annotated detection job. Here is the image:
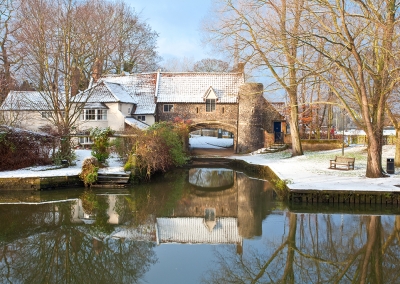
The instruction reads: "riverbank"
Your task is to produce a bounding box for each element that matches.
[0,150,125,190]
[1,136,400,195]
[230,144,400,192]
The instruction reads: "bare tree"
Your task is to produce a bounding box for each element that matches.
[161,56,195,72]
[0,0,20,104]
[203,0,318,156]
[12,0,160,162]
[193,58,230,72]
[305,0,400,177]
[14,0,97,161]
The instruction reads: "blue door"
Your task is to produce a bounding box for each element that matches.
[274,122,283,143]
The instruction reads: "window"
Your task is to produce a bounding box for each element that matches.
[97,109,107,120]
[163,104,174,112]
[128,107,131,114]
[196,107,199,114]
[137,115,145,121]
[82,109,107,121]
[41,111,52,118]
[222,107,225,114]
[79,136,93,144]
[206,99,216,112]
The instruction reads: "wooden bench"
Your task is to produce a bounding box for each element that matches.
[329,156,355,170]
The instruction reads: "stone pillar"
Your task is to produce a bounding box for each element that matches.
[237,83,264,153]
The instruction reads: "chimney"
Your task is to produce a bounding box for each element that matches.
[236,62,245,74]
[91,57,103,83]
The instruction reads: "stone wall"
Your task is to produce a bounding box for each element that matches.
[156,82,283,153]
[157,102,238,129]
[237,83,265,153]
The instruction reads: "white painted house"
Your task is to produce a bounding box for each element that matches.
[0,71,249,136]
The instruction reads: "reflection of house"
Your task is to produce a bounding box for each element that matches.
[112,217,243,246]
[155,217,242,245]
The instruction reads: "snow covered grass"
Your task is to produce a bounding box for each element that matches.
[0,150,125,178]
[189,135,233,149]
[231,145,400,191]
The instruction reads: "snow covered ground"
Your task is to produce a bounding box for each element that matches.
[189,135,233,148]
[1,135,400,192]
[231,144,400,192]
[0,150,125,178]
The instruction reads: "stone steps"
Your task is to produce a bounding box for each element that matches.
[95,172,131,186]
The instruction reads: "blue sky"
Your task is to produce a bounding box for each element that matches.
[126,0,213,62]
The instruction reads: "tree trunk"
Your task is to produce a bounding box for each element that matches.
[395,129,400,167]
[288,90,303,156]
[365,129,385,178]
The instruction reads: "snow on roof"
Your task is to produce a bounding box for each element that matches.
[102,73,157,114]
[125,117,150,130]
[0,91,61,111]
[77,81,135,104]
[156,72,243,103]
[156,217,242,244]
[83,102,108,109]
[101,72,243,112]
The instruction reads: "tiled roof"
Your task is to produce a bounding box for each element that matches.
[77,81,135,104]
[102,73,157,114]
[83,102,108,109]
[156,72,243,103]
[0,91,62,111]
[125,117,149,130]
[156,217,242,244]
[100,72,243,113]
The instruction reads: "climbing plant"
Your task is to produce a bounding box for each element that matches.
[90,127,115,164]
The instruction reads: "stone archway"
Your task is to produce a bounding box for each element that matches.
[189,121,238,153]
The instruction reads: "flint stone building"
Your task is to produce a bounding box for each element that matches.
[100,71,285,153]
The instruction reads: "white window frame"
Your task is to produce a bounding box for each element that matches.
[81,109,107,121]
[79,136,93,144]
[206,99,216,112]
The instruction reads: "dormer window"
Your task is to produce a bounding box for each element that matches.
[204,86,217,113]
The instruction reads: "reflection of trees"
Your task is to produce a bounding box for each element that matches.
[204,214,400,283]
[0,199,156,283]
[0,227,156,283]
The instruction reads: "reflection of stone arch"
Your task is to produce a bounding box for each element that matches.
[189,121,237,152]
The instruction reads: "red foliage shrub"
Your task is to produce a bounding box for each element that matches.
[0,125,58,171]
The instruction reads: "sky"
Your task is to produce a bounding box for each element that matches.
[126,0,214,62]
[124,0,285,101]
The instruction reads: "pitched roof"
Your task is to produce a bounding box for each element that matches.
[125,117,150,130]
[0,91,62,111]
[101,73,157,114]
[78,81,135,104]
[100,72,244,110]
[156,72,243,103]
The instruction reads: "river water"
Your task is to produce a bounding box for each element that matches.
[0,168,399,283]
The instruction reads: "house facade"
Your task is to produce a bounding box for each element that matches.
[0,71,285,153]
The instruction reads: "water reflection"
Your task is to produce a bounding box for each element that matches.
[203,213,400,284]
[0,169,399,283]
[189,168,234,189]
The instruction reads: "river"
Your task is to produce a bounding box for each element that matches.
[0,168,399,283]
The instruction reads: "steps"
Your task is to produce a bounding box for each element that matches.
[93,172,131,188]
[252,144,288,154]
